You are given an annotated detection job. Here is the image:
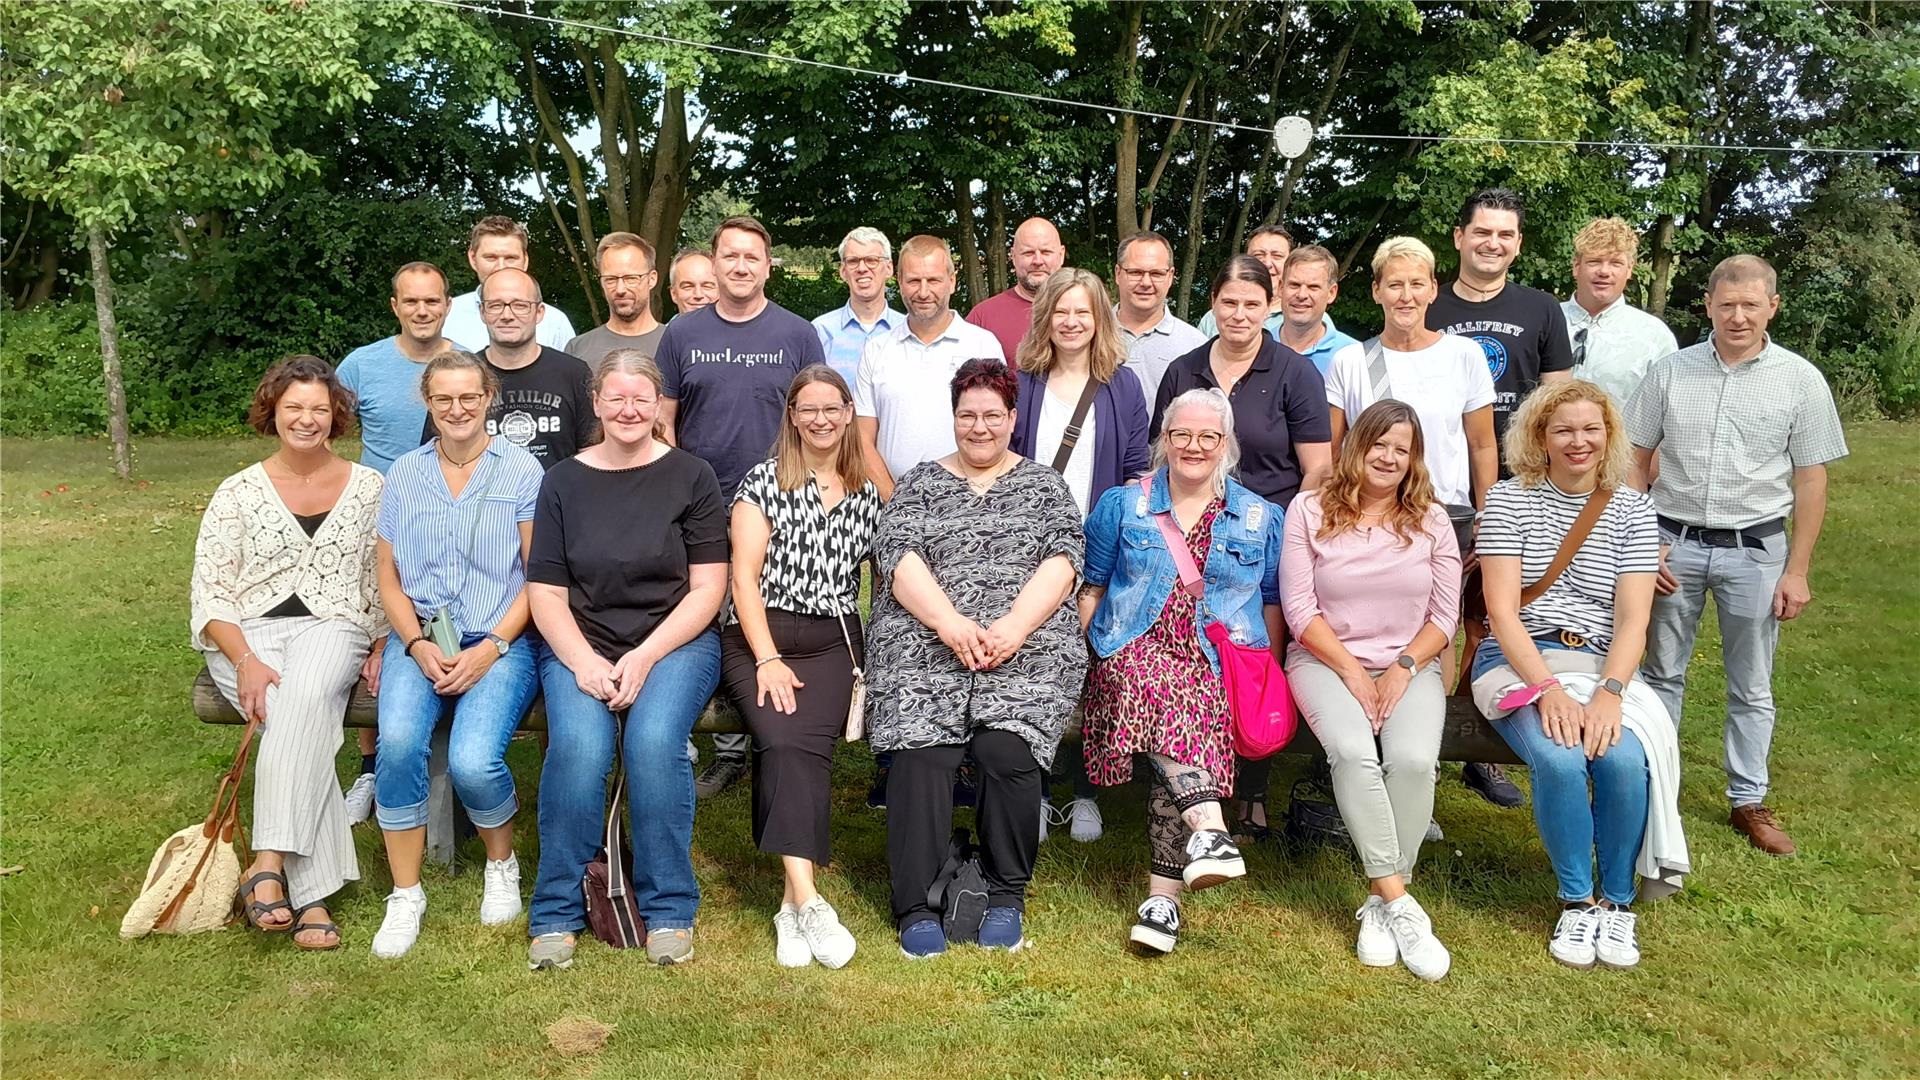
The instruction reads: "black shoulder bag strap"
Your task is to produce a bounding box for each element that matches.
[1049,377,1102,474]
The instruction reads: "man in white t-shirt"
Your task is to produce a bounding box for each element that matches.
[856,234,1006,499]
[442,215,578,352]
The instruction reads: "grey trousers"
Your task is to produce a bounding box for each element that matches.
[1287,652,1445,881]
[204,616,369,908]
[1641,526,1789,807]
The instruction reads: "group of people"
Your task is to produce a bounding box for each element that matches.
[189,189,1847,980]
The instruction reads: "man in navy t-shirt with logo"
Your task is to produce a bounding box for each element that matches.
[656,214,824,799]
[1427,187,1575,459]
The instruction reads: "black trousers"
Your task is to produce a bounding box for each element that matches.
[720,610,863,867]
[886,728,1042,930]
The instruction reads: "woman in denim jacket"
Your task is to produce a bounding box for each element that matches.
[1078,387,1285,955]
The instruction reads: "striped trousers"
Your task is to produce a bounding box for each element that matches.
[204,616,370,908]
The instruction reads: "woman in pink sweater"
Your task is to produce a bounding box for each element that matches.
[1282,400,1461,982]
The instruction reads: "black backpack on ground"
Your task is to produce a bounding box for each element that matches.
[927,827,989,944]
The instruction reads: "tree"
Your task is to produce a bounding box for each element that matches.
[1,0,382,477]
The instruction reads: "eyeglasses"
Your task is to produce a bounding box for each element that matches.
[1573,325,1589,367]
[792,404,848,421]
[955,410,1010,429]
[599,394,656,411]
[599,273,653,290]
[841,256,888,270]
[427,393,486,412]
[481,299,539,317]
[1166,428,1224,451]
[1117,267,1173,283]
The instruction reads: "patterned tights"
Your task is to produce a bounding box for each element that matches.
[1144,753,1224,881]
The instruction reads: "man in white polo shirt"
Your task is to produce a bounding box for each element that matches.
[856,234,1006,500]
[442,216,578,352]
[1562,217,1678,405]
[1113,231,1205,399]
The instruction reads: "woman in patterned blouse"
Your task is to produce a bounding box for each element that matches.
[189,356,386,950]
[867,358,1087,959]
[720,365,880,970]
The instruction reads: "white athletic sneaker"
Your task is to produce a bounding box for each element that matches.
[1039,799,1070,844]
[798,897,858,969]
[343,772,376,825]
[1595,906,1640,969]
[773,903,811,968]
[1354,895,1398,967]
[686,738,699,765]
[1549,904,1603,970]
[1066,798,1104,843]
[371,887,427,959]
[1384,894,1451,982]
[478,855,523,926]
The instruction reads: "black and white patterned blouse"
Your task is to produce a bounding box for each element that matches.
[731,457,881,619]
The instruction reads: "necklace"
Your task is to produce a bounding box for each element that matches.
[272,453,328,484]
[959,455,1010,494]
[437,441,486,469]
[1455,276,1505,300]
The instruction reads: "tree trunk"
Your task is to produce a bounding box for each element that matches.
[985,180,1008,295]
[1647,0,1715,319]
[1269,18,1357,225]
[641,84,692,318]
[954,178,985,307]
[1231,36,1291,251]
[1176,101,1219,320]
[87,224,132,480]
[1112,3,1144,238]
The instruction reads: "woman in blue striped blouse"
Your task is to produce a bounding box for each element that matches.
[368,350,545,960]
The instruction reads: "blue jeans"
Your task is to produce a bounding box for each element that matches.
[1474,636,1650,905]
[528,629,721,936]
[374,632,538,831]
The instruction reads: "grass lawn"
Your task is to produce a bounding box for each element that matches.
[3,427,1918,1079]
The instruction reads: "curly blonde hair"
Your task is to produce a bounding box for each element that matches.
[1503,380,1632,489]
[1318,400,1435,545]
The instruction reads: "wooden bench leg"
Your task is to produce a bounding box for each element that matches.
[426,723,457,870]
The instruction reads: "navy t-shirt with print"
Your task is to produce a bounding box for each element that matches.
[1427,282,1574,447]
[656,302,824,497]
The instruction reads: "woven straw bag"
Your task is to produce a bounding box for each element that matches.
[121,714,261,938]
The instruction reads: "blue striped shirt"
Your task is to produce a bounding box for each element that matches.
[812,302,905,389]
[376,437,543,637]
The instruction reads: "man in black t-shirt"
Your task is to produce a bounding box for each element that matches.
[1427,188,1574,453]
[423,267,594,469]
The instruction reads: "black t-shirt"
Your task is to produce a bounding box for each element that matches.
[527,448,729,661]
[656,302,823,496]
[1151,336,1332,506]
[1427,282,1574,448]
[420,346,596,470]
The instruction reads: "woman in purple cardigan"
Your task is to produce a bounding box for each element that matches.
[1010,268,1152,518]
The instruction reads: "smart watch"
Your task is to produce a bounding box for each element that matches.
[1394,654,1417,672]
[1598,677,1626,697]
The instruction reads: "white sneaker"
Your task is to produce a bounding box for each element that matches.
[773,903,811,968]
[1039,799,1070,844]
[798,897,858,969]
[1384,894,1451,982]
[343,772,376,825]
[371,887,427,959]
[478,855,523,926]
[1066,798,1104,843]
[1549,904,1603,969]
[1354,895,1398,967]
[686,738,699,765]
[1595,906,1640,969]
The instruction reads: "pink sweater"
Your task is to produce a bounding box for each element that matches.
[1281,491,1462,670]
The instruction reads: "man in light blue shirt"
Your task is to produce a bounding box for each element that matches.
[812,226,904,388]
[1276,245,1363,376]
[1562,217,1678,405]
[338,261,453,475]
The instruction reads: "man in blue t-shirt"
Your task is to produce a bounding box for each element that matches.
[338,261,454,474]
[657,214,824,798]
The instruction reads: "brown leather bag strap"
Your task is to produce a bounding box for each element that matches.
[1049,377,1102,474]
[156,712,264,928]
[1520,487,1614,607]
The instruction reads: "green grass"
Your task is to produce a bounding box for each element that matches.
[4,429,1918,1079]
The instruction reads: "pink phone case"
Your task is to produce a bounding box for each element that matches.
[1498,684,1548,711]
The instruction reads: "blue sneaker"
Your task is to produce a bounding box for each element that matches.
[979,906,1026,951]
[899,918,946,960]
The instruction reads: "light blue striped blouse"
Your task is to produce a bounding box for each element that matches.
[376,437,543,637]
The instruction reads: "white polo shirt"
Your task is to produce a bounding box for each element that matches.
[854,313,1006,481]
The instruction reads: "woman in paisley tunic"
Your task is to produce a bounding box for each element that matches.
[190,355,387,950]
[1079,387,1285,956]
[867,358,1086,958]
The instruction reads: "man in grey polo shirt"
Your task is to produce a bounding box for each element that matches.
[1626,254,1848,856]
[1113,231,1205,399]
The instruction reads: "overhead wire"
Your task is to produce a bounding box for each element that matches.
[425,0,1917,160]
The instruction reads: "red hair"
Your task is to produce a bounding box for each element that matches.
[949,358,1017,411]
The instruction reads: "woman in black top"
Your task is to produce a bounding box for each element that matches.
[722,365,881,970]
[524,348,728,971]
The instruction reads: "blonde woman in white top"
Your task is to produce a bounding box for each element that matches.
[190,355,387,950]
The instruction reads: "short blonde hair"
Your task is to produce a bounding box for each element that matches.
[1503,380,1633,490]
[1572,217,1638,261]
[1370,236,1436,282]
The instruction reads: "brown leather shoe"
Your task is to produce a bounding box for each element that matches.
[1730,804,1797,856]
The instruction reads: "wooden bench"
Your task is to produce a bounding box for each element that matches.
[192,667,1519,865]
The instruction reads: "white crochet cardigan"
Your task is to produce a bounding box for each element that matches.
[189,462,388,649]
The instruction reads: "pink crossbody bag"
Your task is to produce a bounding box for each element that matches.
[1140,476,1297,758]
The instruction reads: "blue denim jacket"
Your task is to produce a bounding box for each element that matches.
[1083,468,1285,676]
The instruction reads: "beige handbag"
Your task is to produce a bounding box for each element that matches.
[835,612,866,742]
[121,714,261,938]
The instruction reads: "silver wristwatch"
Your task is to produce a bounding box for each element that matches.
[485,632,510,657]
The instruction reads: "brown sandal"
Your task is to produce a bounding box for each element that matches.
[290,902,341,951]
[240,870,293,932]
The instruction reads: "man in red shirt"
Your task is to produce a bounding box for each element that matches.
[966,217,1066,360]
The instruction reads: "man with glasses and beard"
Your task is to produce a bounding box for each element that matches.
[568,232,666,367]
